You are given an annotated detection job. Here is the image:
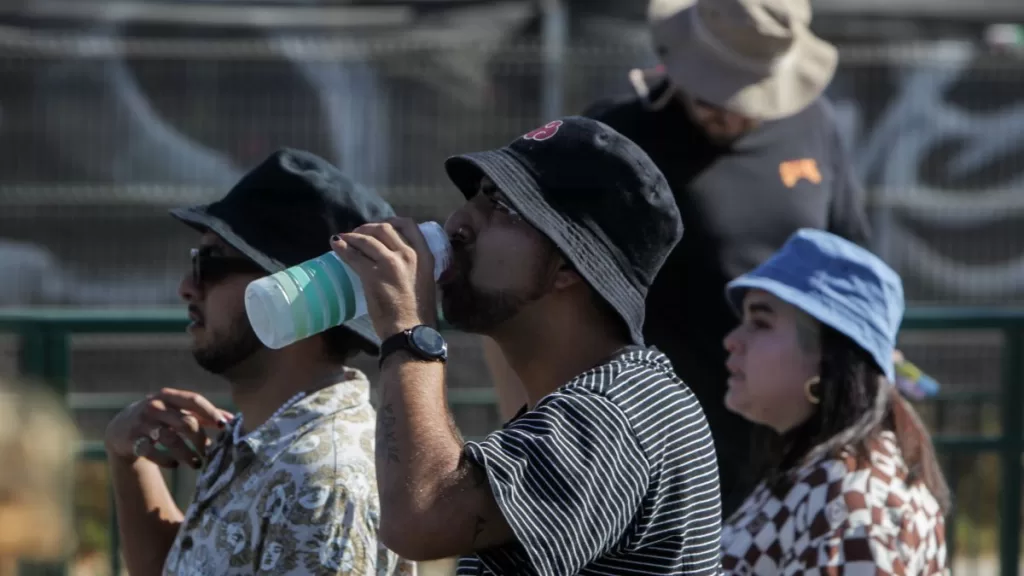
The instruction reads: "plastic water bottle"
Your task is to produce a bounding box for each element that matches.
[245,221,452,349]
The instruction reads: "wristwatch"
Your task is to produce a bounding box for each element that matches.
[379,325,448,369]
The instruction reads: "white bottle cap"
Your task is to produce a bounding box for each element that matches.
[419,221,452,280]
[245,276,297,350]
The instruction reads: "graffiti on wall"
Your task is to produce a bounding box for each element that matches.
[827,41,1024,302]
[1,27,1024,305]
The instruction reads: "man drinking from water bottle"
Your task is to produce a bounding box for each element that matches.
[332,116,722,575]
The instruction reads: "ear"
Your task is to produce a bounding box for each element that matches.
[552,261,584,291]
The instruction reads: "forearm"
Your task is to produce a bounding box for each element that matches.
[108,455,184,576]
[376,354,462,513]
[375,354,509,559]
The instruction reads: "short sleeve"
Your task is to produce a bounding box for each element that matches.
[254,474,407,575]
[462,388,650,576]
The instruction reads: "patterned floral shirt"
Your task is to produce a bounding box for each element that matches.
[720,431,947,575]
[163,370,416,576]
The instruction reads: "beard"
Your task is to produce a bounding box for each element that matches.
[192,309,264,375]
[440,240,552,334]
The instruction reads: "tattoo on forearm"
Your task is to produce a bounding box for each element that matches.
[458,454,493,547]
[378,404,400,464]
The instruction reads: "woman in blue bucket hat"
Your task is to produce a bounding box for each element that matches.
[718,229,950,575]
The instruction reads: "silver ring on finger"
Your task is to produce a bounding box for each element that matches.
[132,436,151,458]
[148,427,162,442]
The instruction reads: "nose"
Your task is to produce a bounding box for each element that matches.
[178,271,200,303]
[444,204,477,242]
[723,325,742,354]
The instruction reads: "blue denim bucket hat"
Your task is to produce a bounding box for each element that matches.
[725,229,904,381]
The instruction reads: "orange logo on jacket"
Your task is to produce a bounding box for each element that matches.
[779,159,822,188]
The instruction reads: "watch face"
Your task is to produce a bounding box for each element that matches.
[411,326,447,357]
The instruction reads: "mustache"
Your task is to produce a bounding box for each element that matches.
[449,238,474,268]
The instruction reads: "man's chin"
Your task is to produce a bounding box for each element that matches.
[440,289,497,334]
[440,298,480,334]
[192,349,230,375]
[192,343,261,376]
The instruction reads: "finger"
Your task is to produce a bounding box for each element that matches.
[154,389,228,428]
[133,420,201,469]
[338,232,394,264]
[330,235,377,276]
[176,411,210,456]
[355,222,412,254]
[388,217,433,261]
[131,419,198,466]
[389,217,437,278]
[141,405,211,457]
[131,437,179,469]
[155,427,203,469]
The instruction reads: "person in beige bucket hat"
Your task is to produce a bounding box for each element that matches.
[643,0,838,121]
[549,0,874,518]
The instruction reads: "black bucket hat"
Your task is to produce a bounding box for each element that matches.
[171,148,396,350]
[444,116,683,345]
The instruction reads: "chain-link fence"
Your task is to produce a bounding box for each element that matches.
[0,23,1021,575]
[0,30,1021,307]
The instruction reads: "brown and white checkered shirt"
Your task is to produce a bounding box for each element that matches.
[720,431,947,575]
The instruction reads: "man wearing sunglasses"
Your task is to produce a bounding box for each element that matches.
[104,149,415,576]
[571,0,872,518]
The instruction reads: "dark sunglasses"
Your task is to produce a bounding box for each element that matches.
[190,247,265,286]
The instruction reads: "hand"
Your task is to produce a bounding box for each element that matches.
[330,217,438,339]
[104,388,233,469]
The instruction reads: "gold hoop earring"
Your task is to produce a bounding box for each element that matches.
[804,376,821,405]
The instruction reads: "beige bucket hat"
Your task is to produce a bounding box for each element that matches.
[641,0,838,120]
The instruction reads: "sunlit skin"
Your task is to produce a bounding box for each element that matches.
[327,172,630,560]
[439,176,563,338]
[438,177,564,419]
[723,289,821,433]
[176,231,339,432]
[177,232,267,381]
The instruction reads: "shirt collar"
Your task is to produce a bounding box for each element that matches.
[223,368,371,463]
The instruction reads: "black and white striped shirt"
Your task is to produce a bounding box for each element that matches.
[457,347,723,576]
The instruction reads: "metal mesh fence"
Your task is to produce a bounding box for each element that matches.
[0,30,1020,307]
[0,23,1020,575]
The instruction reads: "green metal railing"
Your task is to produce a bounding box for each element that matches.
[0,307,1021,576]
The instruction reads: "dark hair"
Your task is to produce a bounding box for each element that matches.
[549,244,633,343]
[320,325,374,363]
[751,324,952,513]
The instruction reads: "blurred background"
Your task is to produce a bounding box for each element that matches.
[0,0,1021,574]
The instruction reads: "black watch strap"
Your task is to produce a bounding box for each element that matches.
[378,330,412,369]
[378,326,448,369]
